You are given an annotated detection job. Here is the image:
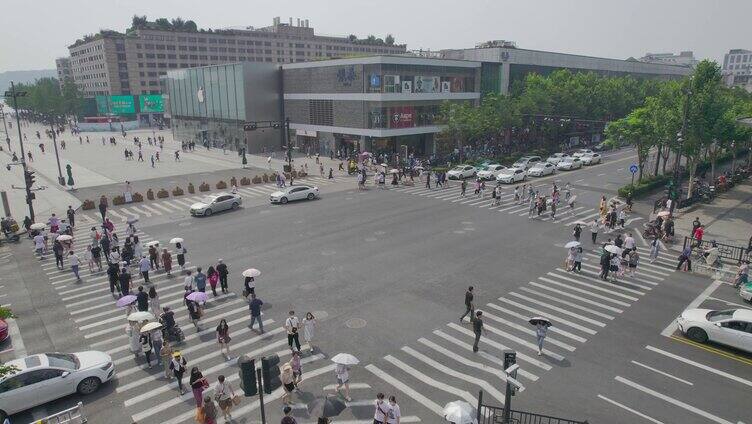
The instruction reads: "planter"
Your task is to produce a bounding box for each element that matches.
[199,182,210,192]
[187,183,195,194]
[112,195,125,206]
[291,170,298,178]
[157,189,169,199]
[82,199,95,210]
[172,187,184,196]
[298,171,307,178]
[146,189,155,200]
[252,176,262,184]
[132,192,144,202]
[216,180,227,190]
[240,177,251,186]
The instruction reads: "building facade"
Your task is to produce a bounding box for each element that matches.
[282,56,481,157]
[162,62,280,153]
[638,51,698,68]
[65,18,406,98]
[722,49,752,92]
[55,57,72,84]
[441,45,692,95]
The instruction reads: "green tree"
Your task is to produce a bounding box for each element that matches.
[385,34,395,46]
[171,17,186,30]
[154,18,171,30]
[184,20,198,32]
[131,15,148,29]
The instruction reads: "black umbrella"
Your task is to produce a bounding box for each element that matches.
[308,395,347,418]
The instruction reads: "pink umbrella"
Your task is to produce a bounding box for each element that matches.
[186,291,208,304]
[116,295,138,308]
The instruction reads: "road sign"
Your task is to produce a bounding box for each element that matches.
[629,164,638,174]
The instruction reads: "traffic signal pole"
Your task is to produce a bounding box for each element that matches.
[256,367,266,424]
[8,82,34,221]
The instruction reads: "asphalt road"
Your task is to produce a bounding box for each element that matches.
[5,147,751,424]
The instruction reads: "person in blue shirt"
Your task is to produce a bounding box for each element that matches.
[194,267,207,292]
[248,294,264,333]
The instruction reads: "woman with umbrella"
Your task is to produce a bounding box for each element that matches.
[530,317,551,356]
[127,321,142,360]
[331,353,358,402]
[280,362,295,405]
[573,247,583,273]
[161,248,172,276]
[242,268,260,296]
[186,297,202,331]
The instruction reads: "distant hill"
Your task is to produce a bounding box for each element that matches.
[0,69,57,93]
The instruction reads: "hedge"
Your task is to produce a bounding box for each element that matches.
[618,175,670,198]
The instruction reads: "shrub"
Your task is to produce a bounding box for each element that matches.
[216,180,227,189]
[112,195,125,205]
[618,174,670,199]
[230,177,237,187]
[157,189,169,199]
[240,177,251,186]
[252,176,262,184]
[146,189,155,200]
[172,187,184,196]
[132,192,144,202]
[82,199,95,210]
[187,183,195,194]
[199,182,210,192]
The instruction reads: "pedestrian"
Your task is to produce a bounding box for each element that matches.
[119,265,131,295]
[190,367,208,407]
[216,259,228,294]
[216,319,231,359]
[617,208,627,228]
[132,235,143,259]
[175,242,187,271]
[471,310,485,352]
[328,168,334,179]
[623,233,636,256]
[302,312,317,353]
[243,276,255,297]
[290,351,302,387]
[460,179,467,197]
[572,224,582,242]
[281,362,295,404]
[194,267,207,292]
[66,205,75,228]
[98,197,107,221]
[566,247,576,271]
[459,286,474,323]
[248,293,264,333]
[386,395,401,424]
[162,248,172,275]
[183,270,194,290]
[285,310,302,352]
[374,392,389,424]
[628,249,640,277]
[139,255,151,283]
[692,217,702,235]
[136,285,149,312]
[550,200,557,221]
[599,251,611,280]
[187,299,201,331]
[693,225,704,243]
[590,218,599,244]
[573,247,583,272]
[215,375,236,421]
[207,265,219,296]
[150,155,155,167]
[527,195,536,219]
[53,240,65,270]
[128,321,142,359]
[733,260,749,288]
[69,250,81,280]
[334,362,352,401]
[170,352,188,394]
[281,406,297,424]
[149,244,159,270]
[107,262,120,295]
[649,237,661,262]
[677,245,692,271]
[535,322,548,356]
[140,331,154,368]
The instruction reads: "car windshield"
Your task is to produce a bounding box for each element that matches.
[561,158,573,163]
[451,166,465,171]
[706,309,736,322]
[46,353,79,370]
[201,197,217,204]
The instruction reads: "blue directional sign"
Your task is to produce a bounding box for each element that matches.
[629,164,638,174]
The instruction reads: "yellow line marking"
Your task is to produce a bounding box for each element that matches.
[669,335,752,366]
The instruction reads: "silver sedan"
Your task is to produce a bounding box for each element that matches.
[190,192,242,216]
[270,185,319,204]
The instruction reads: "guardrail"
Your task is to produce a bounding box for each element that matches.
[31,402,86,424]
[683,236,749,264]
[477,391,588,424]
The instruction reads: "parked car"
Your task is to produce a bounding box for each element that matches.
[571,149,593,158]
[546,153,569,165]
[476,164,507,181]
[447,165,477,180]
[496,167,527,184]
[0,319,7,343]
[190,193,242,217]
[556,157,583,171]
[581,152,602,165]
[0,351,115,420]
[512,156,542,170]
[677,308,752,353]
[270,185,319,204]
[527,162,556,177]
[593,142,609,152]
[739,282,752,302]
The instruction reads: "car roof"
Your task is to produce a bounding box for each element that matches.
[733,309,752,321]
[4,354,48,373]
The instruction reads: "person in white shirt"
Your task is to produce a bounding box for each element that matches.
[69,250,81,281]
[386,395,401,424]
[617,209,627,228]
[624,233,636,255]
[139,255,151,283]
[285,311,301,352]
[373,392,389,424]
[33,233,46,259]
[590,219,599,244]
[183,270,193,290]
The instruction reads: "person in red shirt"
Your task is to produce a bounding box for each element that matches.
[693,225,704,242]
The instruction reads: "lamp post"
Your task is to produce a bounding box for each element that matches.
[0,103,10,152]
[45,115,66,186]
[4,82,35,221]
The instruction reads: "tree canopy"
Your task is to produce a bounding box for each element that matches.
[7,77,84,119]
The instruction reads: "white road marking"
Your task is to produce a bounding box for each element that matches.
[645,345,752,388]
[538,276,631,306]
[481,310,578,350]
[515,287,615,320]
[661,279,724,337]
[446,322,552,370]
[630,360,694,386]
[384,354,479,405]
[366,364,444,416]
[525,282,624,313]
[597,395,665,424]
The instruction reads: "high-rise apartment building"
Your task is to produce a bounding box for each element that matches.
[65,17,406,98]
[722,49,752,92]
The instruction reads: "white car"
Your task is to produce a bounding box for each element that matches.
[270,185,319,204]
[0,351,115,419]
[527,162,556,177]
[496,167,527,184]
[740,282,752,302]
[447,165,477,180]
[190,192,242,216]
[572,149,593,158]
[546,153,569,165]
[556,157,583,171]
[512,156,542,170]
[677,308,752,353]
[476,164,507,181]
[580,152,602,165]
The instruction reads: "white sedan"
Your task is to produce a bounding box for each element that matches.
[0,351,115,419]
[556,157,583,171]
[581,152,602,165]
[447,165,477,180]
[496,167,527,184]
[546,153,569,165]
[527,162,556,177]
[477,164,506,181]
[270,185,319,204]
[572,149,593,158]
[190,192,242,216]
[677,308,752,353]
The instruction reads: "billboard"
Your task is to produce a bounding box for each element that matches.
[110,95,135,114]
[139,95,164,113]
[413,76,440,93]
[95,96,110,114]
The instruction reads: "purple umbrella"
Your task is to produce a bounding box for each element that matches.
[116,295,138,308]
[186,291,208,304]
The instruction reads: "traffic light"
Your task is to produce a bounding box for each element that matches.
[503,350,516,370]
[24,170,35,187]
[261,354,281,394]
[237,355,257,396]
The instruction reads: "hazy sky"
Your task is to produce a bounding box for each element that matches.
[1,0,750,72]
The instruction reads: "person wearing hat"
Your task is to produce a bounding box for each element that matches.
[170,351,188,395]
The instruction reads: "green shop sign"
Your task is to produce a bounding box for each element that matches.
[139,95,164,113]
[110,95,136,114]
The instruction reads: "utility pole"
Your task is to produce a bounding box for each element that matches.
[47,116,66,186]
[0,103,10,152]
[5,82,34,221]
[284,117,292,172]
[671,77,692,209]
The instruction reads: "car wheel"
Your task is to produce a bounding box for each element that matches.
[77,376,101,395]
[204,209,212,216]
[231,202,239,210]
[307,193,315,200]
[686,327,708,343]
[280,197,288,204]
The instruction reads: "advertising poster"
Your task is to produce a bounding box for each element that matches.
[110,95,136,114]
[413,76,440,93]
[390,106,415,129]
[139,95,164,113]
[95,95,110,114]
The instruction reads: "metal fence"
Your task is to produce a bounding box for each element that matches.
[31,401,87,424]
[684,236,749,264]
[477,392,588,424]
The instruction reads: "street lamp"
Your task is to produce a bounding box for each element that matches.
[43,114,67,186]
[3,82,35,220]
[0,103,10,152]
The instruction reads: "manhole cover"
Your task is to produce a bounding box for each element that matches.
[345,318,367,329]
[364,237,377,242]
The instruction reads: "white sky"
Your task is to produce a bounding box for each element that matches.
[0,0,750,71]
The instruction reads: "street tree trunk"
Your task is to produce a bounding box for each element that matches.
[653,145,662,177]
[686,159,697,200]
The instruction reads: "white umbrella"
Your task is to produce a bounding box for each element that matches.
[169,237,184,244]
[568,195,577,203]
[443,401,477,424]
[30,223,46,230]
[331,353,359,365]
[605,245,622,255]
[564,241,581,248]
[127,311,155,322]
[657,211,671,217]
[127,217,139,225]
[389,169,399,174]
[56,234,73,242]
[139,322,163,333]
[242,268,261,278]
[143,240,160,247]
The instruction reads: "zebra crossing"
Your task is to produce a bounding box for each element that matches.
[74,176,342,225]
[360,231,680,421]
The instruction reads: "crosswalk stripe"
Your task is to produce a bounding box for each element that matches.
[149,203,174,213]
[512,288,615,320]
[417,337,519,384]
[480,310,578,349]
[432,330,539,381]
[481,321,568,361]
[481,306,587,344]
[170,198,194,207]
[446,323,552,370]
[549,271,640,301]
[118,207,141,218]
[384,354,479,406]
[490,299,597,336]
[521,284,623,314]
[578,264,656,291]
[366,363,444,416]
[538,276,631,306]
[499,294,606,328]
[236,188,261,197]
[138,204,162,216]
[107,209,127,221]
[402,345,507,404]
